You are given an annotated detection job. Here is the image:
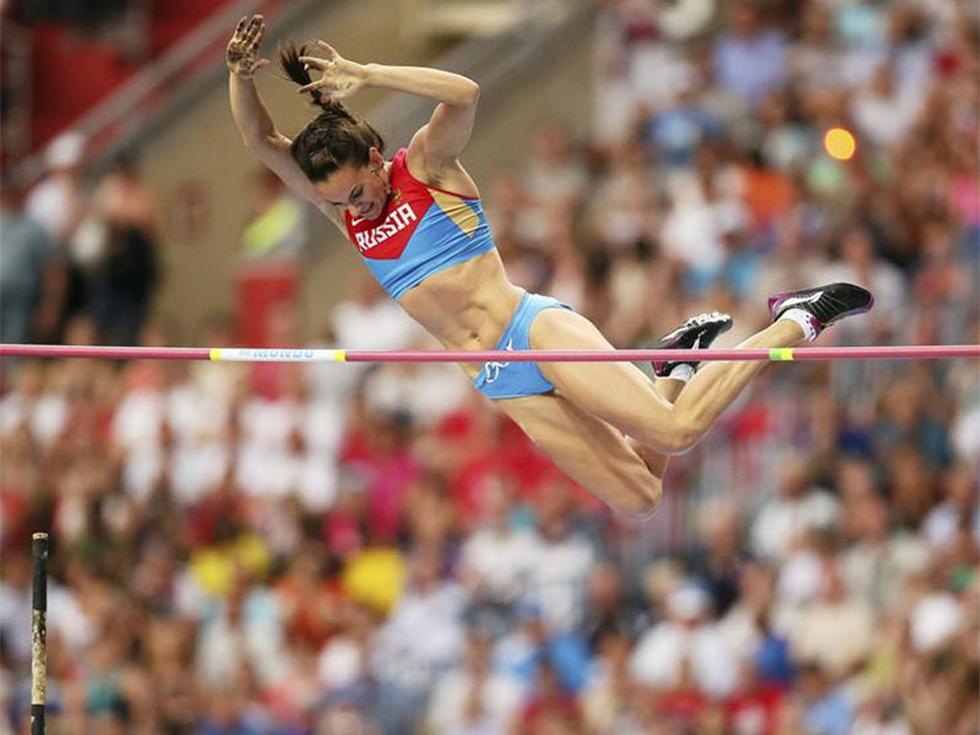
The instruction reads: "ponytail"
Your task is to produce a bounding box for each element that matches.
[278,41,385,182]
[278,41,348,117]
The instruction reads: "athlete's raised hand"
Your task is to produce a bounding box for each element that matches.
[226,14,268,78]
[297,41,368,101]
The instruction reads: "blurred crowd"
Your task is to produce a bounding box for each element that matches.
[1,0,979,734]
[0,133,161,350]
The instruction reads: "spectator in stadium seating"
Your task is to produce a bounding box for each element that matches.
[513,659,585,735]
[330,273,424,355]
[922,462,980,551]
[839,487,931,613]
[26,132,87,245]
[361,336,470,428]
[712,2,788,107]
[275,543,343,650]
[196,663,272,735]
[195,566,287,691]
[87,152,160,345]
[315,601,377,698]
[581,628,648,735]
[459,478,543,629]
[493,598,592,698]
[790,558,875,679]
[24,132,91,339]
[522,122,588,216]
[642,82,726,169]
[851,63,924,150]
[718,560,795,690]
[371,546,465,729]
[524,490,595,632]
[795,661,855,735]
[685,501,747,617]
[724,655,787,735]
[0,175,62,351]
[425,628,522,734]
[630,581,739,699]
[750,454,840,563]
[576,561,646,652]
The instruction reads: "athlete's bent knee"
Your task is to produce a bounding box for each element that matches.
[659,426,702,454]
[616,475,662,522]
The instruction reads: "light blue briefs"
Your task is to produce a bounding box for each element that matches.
[472,292,572,400]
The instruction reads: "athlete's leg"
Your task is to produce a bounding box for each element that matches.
[639,312,733,476]
[529,309,801,453]
[629,376,683,480]
[497,393,668,518]
[529,282,872,454]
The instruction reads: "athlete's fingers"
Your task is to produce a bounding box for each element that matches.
[253,58,269,71]
[252,22,265,48]
[316,40,339,59]
[297,79,328,94]
[234,16,248,36]
[244,15,262,43]
[298,55,330,70]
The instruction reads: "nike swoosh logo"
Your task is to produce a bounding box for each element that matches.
[692,335,701,349]
[783,293,822,306]
[351,217,366,226]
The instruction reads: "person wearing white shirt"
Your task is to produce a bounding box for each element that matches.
[425,630,523,735]
[372,548,466,692]
[25,132,87,244]
[751,455,840,563]
[524,500,595,632]
[460,480,543,607]
[629,582,739,698]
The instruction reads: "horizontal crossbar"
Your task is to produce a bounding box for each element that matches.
[0,344,977,363]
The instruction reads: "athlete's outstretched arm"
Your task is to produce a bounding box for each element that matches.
[371,64,480,165]
[226,16,342,226]
[298,43,480,168]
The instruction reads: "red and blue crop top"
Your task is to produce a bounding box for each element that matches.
[343,148,496,300]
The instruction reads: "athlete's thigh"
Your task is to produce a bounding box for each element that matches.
[528,307,679,451]
[496,393,660,516]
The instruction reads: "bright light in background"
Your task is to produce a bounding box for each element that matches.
[824,127,857,161]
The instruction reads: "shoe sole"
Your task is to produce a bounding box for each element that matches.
[658,312,733,348]
[653,313,733,375]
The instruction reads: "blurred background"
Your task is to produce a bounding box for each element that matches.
[0,0,978,733]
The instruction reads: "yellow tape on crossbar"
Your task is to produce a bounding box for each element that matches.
[768,348,795,361]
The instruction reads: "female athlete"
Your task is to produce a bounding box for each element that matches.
[226,16,872,519]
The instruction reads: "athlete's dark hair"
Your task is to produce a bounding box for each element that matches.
[279,41,385,182]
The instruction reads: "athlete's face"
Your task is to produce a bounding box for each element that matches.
[316,147,389,221]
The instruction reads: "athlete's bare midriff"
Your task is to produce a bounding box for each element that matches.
[398,248,524,378]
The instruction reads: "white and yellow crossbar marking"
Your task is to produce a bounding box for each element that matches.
[209,348,347,362]
[768,348,795,361]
